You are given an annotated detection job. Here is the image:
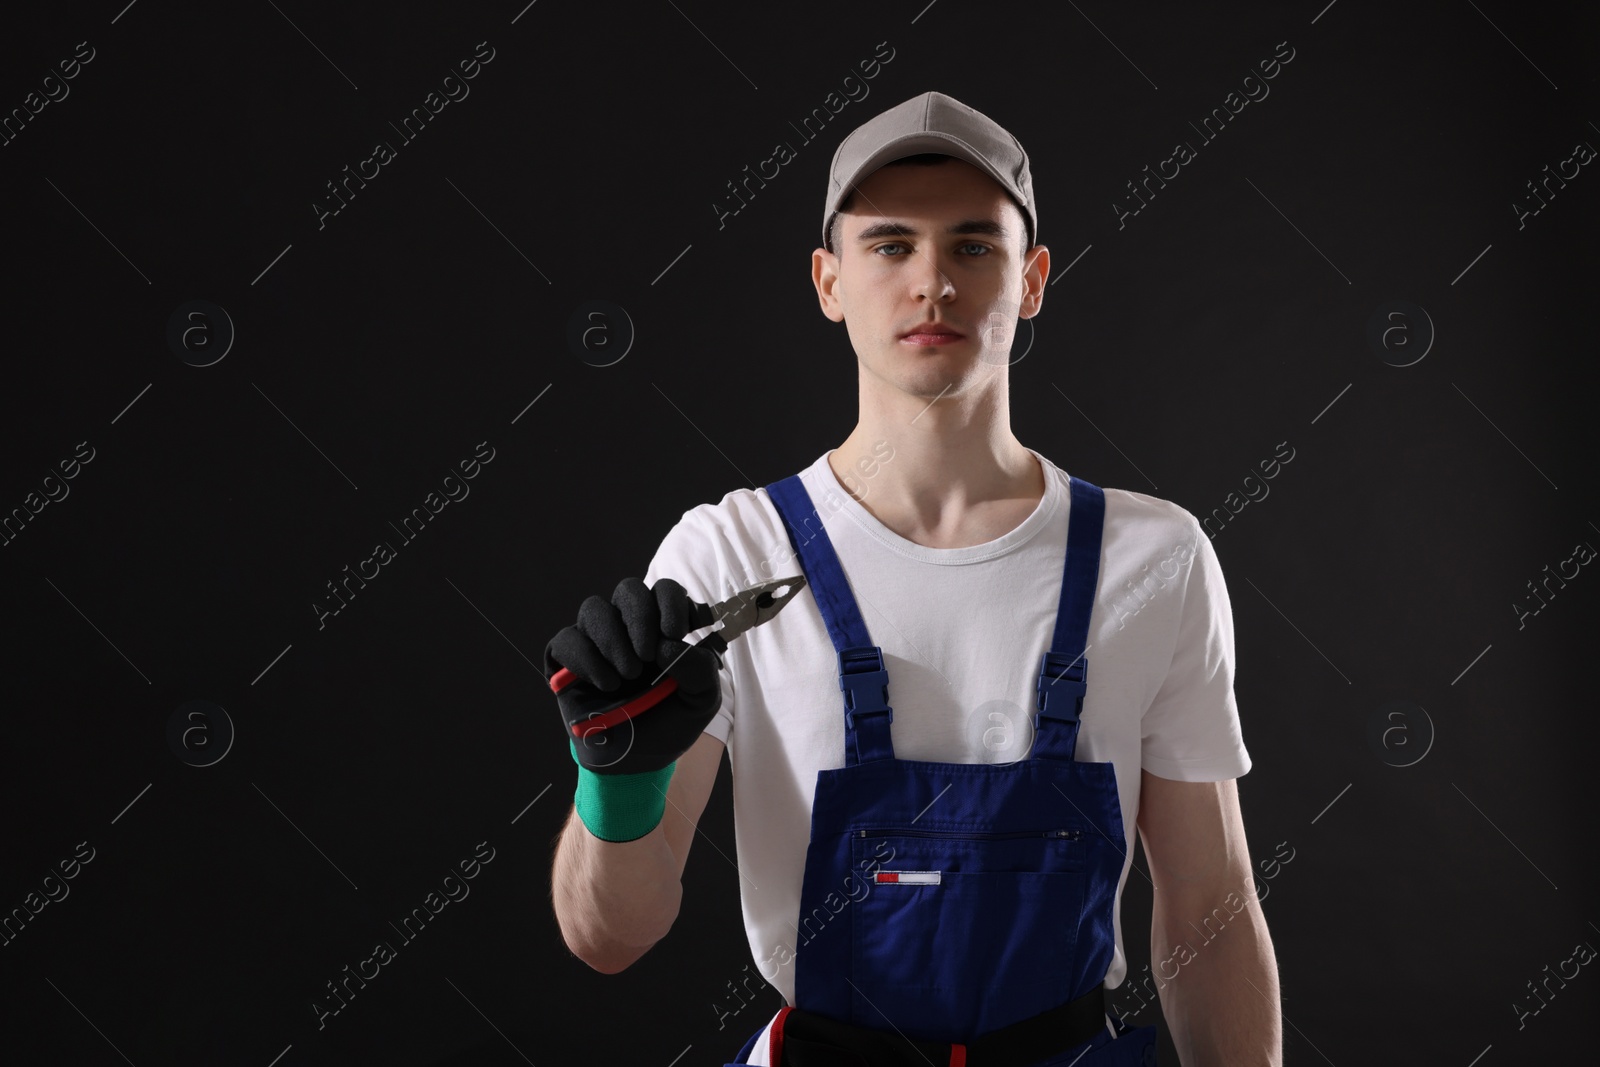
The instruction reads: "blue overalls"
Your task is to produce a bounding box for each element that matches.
[722,470,1158,1067]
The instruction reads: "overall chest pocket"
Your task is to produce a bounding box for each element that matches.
[849,827,1090,1043]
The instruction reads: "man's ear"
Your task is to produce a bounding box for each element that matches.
[812,247,846,323]
[1018,244,1050,319]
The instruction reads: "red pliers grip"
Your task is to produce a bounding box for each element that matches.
[550,575,806,739]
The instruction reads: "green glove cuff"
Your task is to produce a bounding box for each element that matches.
[569,739,677,843]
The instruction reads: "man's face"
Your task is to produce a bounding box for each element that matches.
[812,157,1049,402]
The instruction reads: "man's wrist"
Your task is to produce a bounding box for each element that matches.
[569,739,677,843]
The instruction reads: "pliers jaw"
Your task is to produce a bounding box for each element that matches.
[707,575,807,645]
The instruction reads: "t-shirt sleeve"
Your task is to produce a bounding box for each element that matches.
[643,507,736,746]
[1139,512,1252,781]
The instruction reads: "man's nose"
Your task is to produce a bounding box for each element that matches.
[909,249,956,301]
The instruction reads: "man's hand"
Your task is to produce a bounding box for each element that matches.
[546,576,723,776]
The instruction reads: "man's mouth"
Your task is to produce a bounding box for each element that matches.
[899,323,966,345]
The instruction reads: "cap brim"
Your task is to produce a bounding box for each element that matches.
[826,132,1029,252]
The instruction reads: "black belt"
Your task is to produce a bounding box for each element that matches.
[772,984,1108,1067]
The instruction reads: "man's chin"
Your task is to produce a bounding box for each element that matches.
[889,363,978,400]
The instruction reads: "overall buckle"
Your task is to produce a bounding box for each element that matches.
[1036,650,1087,723]
[838,646,893,730]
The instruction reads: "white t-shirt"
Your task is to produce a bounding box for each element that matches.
[642,447,1251,1063]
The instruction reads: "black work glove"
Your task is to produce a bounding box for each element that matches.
[545,576,723,776]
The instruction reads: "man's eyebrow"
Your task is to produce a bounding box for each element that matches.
[853,218,1011,243]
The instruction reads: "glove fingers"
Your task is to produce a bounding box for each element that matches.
[651,577,696,641]
[575,593,644,685]
[655,636,720,696]
[611,577,662,664]
[545,626,622,692]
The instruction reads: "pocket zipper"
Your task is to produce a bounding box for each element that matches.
[856,827,1084,841]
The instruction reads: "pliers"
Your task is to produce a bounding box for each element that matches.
[549,575,807,738]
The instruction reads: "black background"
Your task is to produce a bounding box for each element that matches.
[2,1,1596,1064]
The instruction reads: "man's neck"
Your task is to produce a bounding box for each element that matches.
[826,403,1046,551]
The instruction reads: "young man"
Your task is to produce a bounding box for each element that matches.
[549,91,1282,1066]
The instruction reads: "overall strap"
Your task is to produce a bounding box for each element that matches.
[1033,475,1106,762]
[765,473,895,765]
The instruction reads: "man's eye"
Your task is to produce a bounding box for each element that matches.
[872,242,991,257]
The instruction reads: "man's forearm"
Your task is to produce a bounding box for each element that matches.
[551,803,683,973]
[1153,891,1283,1066]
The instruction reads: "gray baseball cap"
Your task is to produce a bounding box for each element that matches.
[822,90,1037,254]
